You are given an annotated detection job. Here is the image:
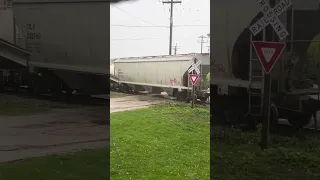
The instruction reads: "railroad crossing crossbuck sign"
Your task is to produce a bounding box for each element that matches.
[188,58,201,85]
[249,0,292,40]
[188,58,201,74]
[253,41,285,74]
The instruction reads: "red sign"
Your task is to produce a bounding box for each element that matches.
[252,41,285,74]
[189,74,199,85]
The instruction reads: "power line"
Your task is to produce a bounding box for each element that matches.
[111,25,168,28]
[111,37,168,41]
[111,35,198,41]
[111,4,160,26]
[110,24,209,28]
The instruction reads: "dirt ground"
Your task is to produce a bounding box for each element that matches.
[110,94,167,113]
[0,95,109,163]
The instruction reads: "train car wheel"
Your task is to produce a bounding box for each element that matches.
[200,96,209,103]
[174,91,185,101]
[175,93,181,101]
[288,118,310,129]
[119,84,130,92]
[287,111,311,129]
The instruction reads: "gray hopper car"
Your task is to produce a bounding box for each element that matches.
[211,0,320,129]
[9,0,109,95]
[113,53,210,102]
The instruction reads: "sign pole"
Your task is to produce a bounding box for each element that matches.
[249,0,289,150]
[191,82,195,108]
[261,26,269,149]
[261,73,271,149]
[253,41,285,149]
[191,61,196,108]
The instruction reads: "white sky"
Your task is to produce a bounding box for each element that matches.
[110,0,210,59]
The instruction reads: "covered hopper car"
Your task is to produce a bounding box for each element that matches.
[112,53,210,102]
[0,0,110,96]
[211,0,320,129]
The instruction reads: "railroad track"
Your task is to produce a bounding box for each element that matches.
[111,89,210,105]
[1,87,109,107]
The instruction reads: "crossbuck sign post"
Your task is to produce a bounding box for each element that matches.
[188,57,201,108]
[249,0,291,150]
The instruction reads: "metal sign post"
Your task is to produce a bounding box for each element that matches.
[253,41,285,149]
[192,79,196,108]
[188,58,201,108]
[249,0,290,149]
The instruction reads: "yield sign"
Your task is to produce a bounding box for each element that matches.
[253,41,285,74]
[189,74,199,85]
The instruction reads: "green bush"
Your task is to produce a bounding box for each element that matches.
[204,72,210,88]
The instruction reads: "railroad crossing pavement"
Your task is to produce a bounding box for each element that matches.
[0,106,109,163]
[110,94,167,113]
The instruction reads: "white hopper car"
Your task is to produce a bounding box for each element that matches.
[1,0,110,95]
[211,0,320,129]
[112,53,210,101]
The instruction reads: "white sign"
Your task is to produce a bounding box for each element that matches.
[249,0,292,40]
[261,47,275,62]
[188,58,201,74]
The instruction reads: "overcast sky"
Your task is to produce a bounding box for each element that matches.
[110,0,210,59]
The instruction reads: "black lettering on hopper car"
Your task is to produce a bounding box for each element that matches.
[26,24,36,30]
[27,33,41,40]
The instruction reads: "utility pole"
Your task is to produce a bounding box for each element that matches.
[172,43,179,55]
[163,0,181,55]
[197,35,208,54]
[207,33,210,53]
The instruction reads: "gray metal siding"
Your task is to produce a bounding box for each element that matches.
[12,2,109,72]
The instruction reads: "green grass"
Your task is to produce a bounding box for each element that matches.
[110,102,210,180]
[211,126,320,180]
[110,92,126,98]
[0,148,109,180]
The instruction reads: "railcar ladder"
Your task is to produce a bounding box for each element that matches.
[248,34,264,116]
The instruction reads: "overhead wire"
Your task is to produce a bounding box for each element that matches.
[111,0,208,47]
[110,24,209,27]
[111,25,168,28]
[111,0,208,28]
[111,35,205,41]
[111,37,168,41]
[111,4,160,26]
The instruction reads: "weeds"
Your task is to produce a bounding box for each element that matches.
[211,126,320,179]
